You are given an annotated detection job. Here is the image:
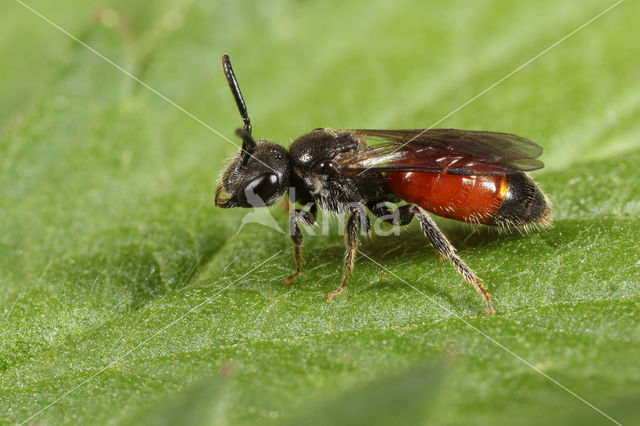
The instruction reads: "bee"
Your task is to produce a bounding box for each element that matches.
[215,54,550,313]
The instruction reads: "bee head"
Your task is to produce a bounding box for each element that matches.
[215,130,289,208]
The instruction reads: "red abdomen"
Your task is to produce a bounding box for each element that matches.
[388,172,509,225]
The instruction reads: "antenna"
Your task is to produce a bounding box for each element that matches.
[222,54,252,135]
[222,54,256,167]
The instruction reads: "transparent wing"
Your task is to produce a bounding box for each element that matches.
[338,129,544,176]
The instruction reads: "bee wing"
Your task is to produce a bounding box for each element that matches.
[338,128,544,176]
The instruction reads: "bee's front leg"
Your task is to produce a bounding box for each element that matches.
[285,204,317,286]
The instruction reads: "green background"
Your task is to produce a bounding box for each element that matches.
[1,0,639,424]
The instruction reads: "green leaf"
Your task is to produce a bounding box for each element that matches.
[120,375,229,426]
[279,362,445,426]
[1,0,639,425]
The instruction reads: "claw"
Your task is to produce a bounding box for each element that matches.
[284,271,299,286]
[327,284,345,302]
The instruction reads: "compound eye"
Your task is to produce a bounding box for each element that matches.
[237,173,280,207]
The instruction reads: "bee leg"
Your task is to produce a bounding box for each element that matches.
[328,206,370,301]
[410,205,495,314]
[367,201,414,226]
[285,205,317,286]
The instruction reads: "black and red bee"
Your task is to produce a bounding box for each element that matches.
[215,55,551,314]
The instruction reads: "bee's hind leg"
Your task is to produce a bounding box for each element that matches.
[409,204,495,314]
[367,201,414,226]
